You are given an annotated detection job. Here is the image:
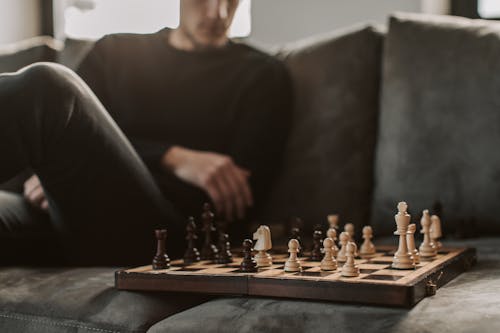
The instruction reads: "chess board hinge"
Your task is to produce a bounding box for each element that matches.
[425,271,443,296]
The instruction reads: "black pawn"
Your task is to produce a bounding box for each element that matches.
[152,229,170,270]
[289,227,303,257]
[216,233,233,264]
[310,229,323,261]
[200,203,219,261]
[240,239,257,272]
[184,217,200,264]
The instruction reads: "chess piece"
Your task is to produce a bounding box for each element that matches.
[360,226,376,258]
[253,225,273,267]
[240,239,258,272]
[430,215,443,250]
[326,228,339,257]
[407,223,420,264]
[337,232,349,263]
[290,227,303,257]
[285,239,301,272]
[216,233,233,264]
[419,210,437,259]
[183,217,200,264]
[344,223,355,243]
[320,238,338,271]
[392,202,415,269]
[341,242,360,277]
[310,229,323,261]
[200,203,219,261]
[327,214,340,232]
[152,229,170,270]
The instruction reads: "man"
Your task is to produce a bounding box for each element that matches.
[0,0,292,264]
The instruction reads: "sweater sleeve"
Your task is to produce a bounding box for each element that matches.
[76,37,171,169]
[229,59,293,204]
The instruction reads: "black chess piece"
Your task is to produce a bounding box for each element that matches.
[310,229,323,261]
[240,239,257,272]
[289,227,303,257]
[216,233,233,264]
[184,217,200,264]
[152,229,170,270]
[200,203,219,261]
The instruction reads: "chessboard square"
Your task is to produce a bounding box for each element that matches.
[197,267,242,274]
[255,269,284,277]
[294,271,335,278]
[304,266,322,272]
[359,269,379,274]
[172,267,205,272]
[357,263,390,270]
[338,273,369,281]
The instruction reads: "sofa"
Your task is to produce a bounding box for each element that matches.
[1,12,500,333]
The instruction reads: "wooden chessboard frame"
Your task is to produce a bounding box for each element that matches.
[115,245,477,308]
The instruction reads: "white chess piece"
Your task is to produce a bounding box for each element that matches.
[344,223,355,243]
[430,215,443,250]
[253,225,273,267]
[341,242,360,277]
[326,228,339,257]
[407,223,420,264]
[320,238,338,271]
[327,214,339,231]
[419,210,437,259]
[337,232,349,263]
[285,239,301,272]
[392,202,415,269]
[360,226,376,258]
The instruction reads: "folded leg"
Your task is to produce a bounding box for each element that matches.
[0,63,183,265]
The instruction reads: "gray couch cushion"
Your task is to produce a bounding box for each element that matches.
[261,25,384,234]
[0,267,210,333]
[372,13,500,235]
[147,237,500,333]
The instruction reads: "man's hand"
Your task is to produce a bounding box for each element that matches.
[24,175,49,211]
[162,146,253,221]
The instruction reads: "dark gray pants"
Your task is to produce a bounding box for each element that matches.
[0,63,183,265]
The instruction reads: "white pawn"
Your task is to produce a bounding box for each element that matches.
[419,210,437,259]
[341,242,360,277]
[326,228,339,257]
[407,223,420,264]
[344,223,355,243]
[392,202,415,269]
[321,238,338,271]
[360,226,376,258]
[337,232,349,263]
[284,239,301,272]
[327,214,339,231]
[430,215,443,250]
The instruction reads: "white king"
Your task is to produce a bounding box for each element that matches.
[391,202,416,269]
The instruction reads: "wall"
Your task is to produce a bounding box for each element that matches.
[249,0,450,48]
[0,0,40,44]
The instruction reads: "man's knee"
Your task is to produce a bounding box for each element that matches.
[21,62,81,97]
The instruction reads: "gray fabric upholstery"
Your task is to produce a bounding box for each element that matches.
[261,25,383,234]
[0,267,211,333]
[372,13,500,235]
[147,237,500,333]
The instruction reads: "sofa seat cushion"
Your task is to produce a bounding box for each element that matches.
[0,267,210,333]
[261,24,383,234]
[147,237,500,333]
[372,12,500,235]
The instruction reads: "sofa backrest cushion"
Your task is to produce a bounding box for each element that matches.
[372,12,500,236]
[0,36,60,74]
[260,25,384,235]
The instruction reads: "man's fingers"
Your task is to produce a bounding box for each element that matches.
[24,175,39,196]
[28,186,45,205]
[234,167,253,207]
[205,184,223,214]
[213,173,234,221]
[40,200,49,211]
[225,167,248,219]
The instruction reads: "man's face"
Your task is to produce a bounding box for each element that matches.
[179,0,240,48]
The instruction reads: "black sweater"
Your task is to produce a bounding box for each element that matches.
[77,28,292,217]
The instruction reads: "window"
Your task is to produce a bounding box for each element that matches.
[56,0,251,40]
[478,0,500,18]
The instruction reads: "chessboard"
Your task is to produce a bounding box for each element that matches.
[115,245,476,308]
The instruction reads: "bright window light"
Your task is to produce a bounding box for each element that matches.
[478,0,500,18]
[64,0,251,40]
